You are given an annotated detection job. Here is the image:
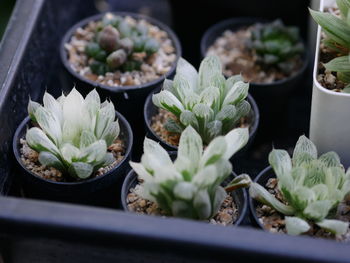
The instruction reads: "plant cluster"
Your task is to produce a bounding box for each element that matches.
[130,126,251,220]
[250,135,350,236]
[152,56,251,145]
[310,0,350,92]
[85,13,160,75]
[247,19,304,74]
[26,88,120,179]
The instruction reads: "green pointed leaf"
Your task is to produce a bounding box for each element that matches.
[152,91,185,117]
[336,0,350,18]
[225,174,251,192]
[164,118,183,133]
[249,183,295,215]
[324,55,350,72]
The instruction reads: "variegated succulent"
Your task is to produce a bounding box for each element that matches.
[310,0,350,92]
[26,88,120,180]
[250,135,350,236]
[152,55,251,145]
[129,126,251,220]
[85,13,159,75]
[247,19,304,74]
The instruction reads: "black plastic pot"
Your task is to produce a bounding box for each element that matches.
[60,11,182,160]
[121,166,248,226]
[248,166,275,229]
[144,88,260,155]
[13,111,133,207]
[200,17,309,142]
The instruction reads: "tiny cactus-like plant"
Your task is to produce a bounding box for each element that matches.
[26,88,120,180]
[310,0,350,92]
[152,55,251,145]
[85,13,160,75]
[129,126,251,220]
[250,135,350,236]
[247,19,304,74]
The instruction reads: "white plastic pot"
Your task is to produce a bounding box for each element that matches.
[310,0,350,167]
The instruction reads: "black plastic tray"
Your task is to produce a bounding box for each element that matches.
[0,0,348,262]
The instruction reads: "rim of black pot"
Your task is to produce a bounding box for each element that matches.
[60,11,182,94]
[13,110,133,186]
[121,161,248,226]
[144,88,260,151]
[248,166,274,229]
[200,17,309,88]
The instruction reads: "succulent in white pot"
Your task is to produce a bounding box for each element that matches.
[309,0,350,167]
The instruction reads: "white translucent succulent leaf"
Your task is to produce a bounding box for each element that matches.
[79,130,97,149]
[173,75,193,104]
[35,106,62,145]
[199,86,220,107]
[341,179,350,197]
[60,143,80,163]
[211,186,227,217]
[269,149,292,181]
[163,79,174,93]
[318,151,341,168]
[249,182,295,215]
[56,92,66,105]
[176,57,198,91]
[178,126,203,169]
[292,135,317,164]
[28,98,41,121]
[79,140,107,163]
[193,189,212,219]
[223,127,249,159]
[291,186,316,211]
[129,161,154,182]
[311,184,329,200]
[70,162,93,179]
[316,219,349,235]
[152,91,185,116]
[95,102,115,139]
[206,120,222,142]
[102,152,115,166]
[198,56,222,90]
[226,74,244,90]
[216,105,236,122]
[38,151,65,171]
[26,127,60,155]
[84,89,101,118]
[222,81,249,106]
[179,110,199,129]
[200,137,227,167]
[213,159,233,183]
[285,216,311,236]
[43,92,63,125]
[303,200,333,221]
[101,120,120,146]
[174,182,197,200]
[142,138,173,168]
[152,165,182,183]
[135,183,157,203]
[192,165,218,188]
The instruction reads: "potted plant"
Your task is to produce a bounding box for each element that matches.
[60,12,181,157]
[143,55,259,155]
[249,135,350,240]
[13,88,133,206]
[309,0,350,168]
[121,125,251,225]
[200,18,308,140]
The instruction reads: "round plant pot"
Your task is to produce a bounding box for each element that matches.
[121,167,248,226]
[248,166,274,229]
[144,88,260,156]
[310,0,350,168]
[200,17,309,141]
[60,11,182,160]
[13,111,133,207]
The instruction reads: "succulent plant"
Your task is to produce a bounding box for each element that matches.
[26,88,120,180]
[247,19,304,74]
[85,13,160,75]
[310,0,350,92]
[250,135,350,236]
[152,56,251,145]
[129,126,251,220]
